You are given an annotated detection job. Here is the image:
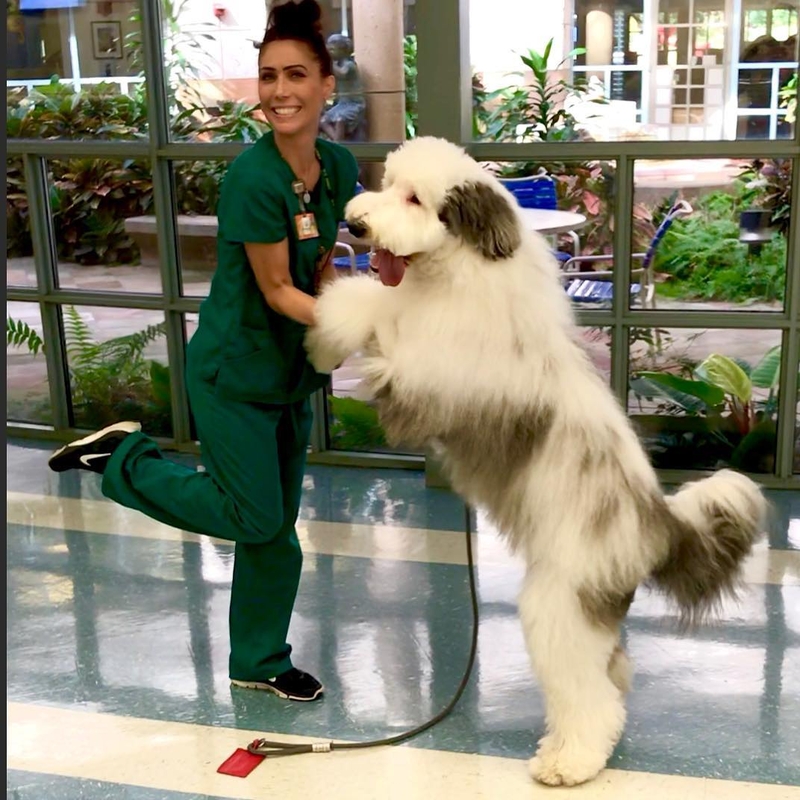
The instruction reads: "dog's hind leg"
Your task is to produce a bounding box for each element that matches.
[608,639,632,694]
[518,569,627,786]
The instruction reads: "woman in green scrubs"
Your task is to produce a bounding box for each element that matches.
[48,0,359,702]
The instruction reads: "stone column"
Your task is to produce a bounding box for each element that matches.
[352,0,405,187]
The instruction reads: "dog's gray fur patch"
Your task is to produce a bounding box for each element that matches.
[438,182,521,260]
[375,383,552,518]
[649,495,762,627]
[579,587,636,633]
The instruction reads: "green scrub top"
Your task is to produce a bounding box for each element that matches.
[187,130,359,404]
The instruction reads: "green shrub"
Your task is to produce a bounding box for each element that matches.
[403,35,418,139]
[654,189,787,303]
[328,396,388,451]
[6,81,267,265]
[50,156,154,265]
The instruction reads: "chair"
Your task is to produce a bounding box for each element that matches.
[332,181,372,274]
[332,241,371,274]
[500,169,581,260]
[560,199,693,309]
[500,168,558,209]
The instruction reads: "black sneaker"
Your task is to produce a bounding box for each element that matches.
[231,668,324,702]
[48,421,141,474]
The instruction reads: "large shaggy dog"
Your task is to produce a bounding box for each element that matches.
[305,137,767,786]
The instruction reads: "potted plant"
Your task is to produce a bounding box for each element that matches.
[630,346,787,473]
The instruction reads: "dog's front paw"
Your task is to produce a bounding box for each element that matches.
[528,737,608,787]
[305,326,346,374]
[314,276,386,357]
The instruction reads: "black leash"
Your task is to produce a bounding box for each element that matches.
[247,503,478,759]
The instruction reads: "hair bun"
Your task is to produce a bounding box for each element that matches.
[268,0,324,38]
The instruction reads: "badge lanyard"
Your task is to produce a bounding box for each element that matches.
[292,150,333,242]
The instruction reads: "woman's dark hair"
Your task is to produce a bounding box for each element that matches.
[260,0,333,77]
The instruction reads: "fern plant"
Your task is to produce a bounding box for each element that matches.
[7,317,44,355]
[7,308,172,435]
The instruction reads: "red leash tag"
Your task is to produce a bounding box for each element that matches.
[217,746,266,777]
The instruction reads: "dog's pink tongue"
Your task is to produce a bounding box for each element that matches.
[373,248,405,286]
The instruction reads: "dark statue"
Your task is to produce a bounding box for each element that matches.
[320,33,367,142]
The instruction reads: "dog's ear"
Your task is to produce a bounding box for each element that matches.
[438,182,521,260]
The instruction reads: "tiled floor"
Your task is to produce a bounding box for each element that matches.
[6,438,800,799]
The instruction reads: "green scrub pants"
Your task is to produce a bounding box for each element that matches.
[101,369,313,681]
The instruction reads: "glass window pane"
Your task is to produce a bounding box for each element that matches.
[43,157,161,294]
[738,0,798,142]
[472,9,643,143]
[184,312,200,443]
[7,157,35,288]
[629,327,782,474]
[161,2,269,143]
[185,311,199,344]
[168,2,410,144]
[171,158,229,298]
[795,332,800,476]
[7,301,52,425]
[660,0,691,15]
[471,0,797,141]
[631,158,791,311]
[65,305,172,437]
[580,326,612,385]
[6,3,146,141]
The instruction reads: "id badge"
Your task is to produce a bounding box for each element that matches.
[295,212,319,240]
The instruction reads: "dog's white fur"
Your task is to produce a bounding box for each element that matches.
[305,137,767,786]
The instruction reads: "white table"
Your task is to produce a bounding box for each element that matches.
[518,208,587,235]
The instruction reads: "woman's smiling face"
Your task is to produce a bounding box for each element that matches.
[258,39,334,137]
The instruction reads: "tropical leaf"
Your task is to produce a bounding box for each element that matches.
[631,374,716,414]
[694,354,752,403]
[633,371,726,409]
[749,345,782,389]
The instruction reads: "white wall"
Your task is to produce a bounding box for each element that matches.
[175,0,267,81]
[469,0,570,90]
[59,2,139,80]
[47,0,267,83]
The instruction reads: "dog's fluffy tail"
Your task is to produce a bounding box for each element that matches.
[650,469,767,626]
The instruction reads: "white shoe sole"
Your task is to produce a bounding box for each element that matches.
[49,421,142,467]
[230,678,324,702]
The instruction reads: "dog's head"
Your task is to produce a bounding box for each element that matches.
[345,137,521,286]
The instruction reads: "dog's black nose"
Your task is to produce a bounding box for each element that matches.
[347,220,368,239]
